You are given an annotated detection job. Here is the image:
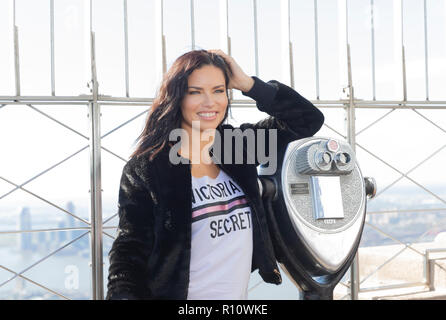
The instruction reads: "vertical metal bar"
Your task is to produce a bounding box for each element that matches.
[401,46,407,101]
[219,0,229,53]
[162,35,167,75]
[190,0,195,50]
[288,0,294,89]
[423,0,429,100]
[345,0,349,44]
[154,0,166,83]
[289,44,294,89]
[13,0,21,97]
[428,259,435,291]
[349,256,360,299]
[50,0,55,96]
[401,0,407,101]
[290,42,295,89]
[347,105,360,301]
[345,0,353,140]
[14,27,21,96]
[89,31,97,301]
[123,0,130,97]
[90,0,93,32]
[226,0,230,56]
[253,0,259,77]
[219,0,232,101]
[89,1,103,300]
[155,0,166,75]
[314,0,320,99]
[89,30,104,300]
[88,0,96,300]
[424,251,435,291]
[345,2,359,299]
[341,0,349,91]
[281,0,292,86]
[370,0,376,100]
[423,252,430,289]
[12,0,15,26]
[161,0,166,75]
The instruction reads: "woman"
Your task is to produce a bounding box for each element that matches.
[106,49,324,300]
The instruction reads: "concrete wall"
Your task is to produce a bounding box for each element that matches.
[334,232,446,299]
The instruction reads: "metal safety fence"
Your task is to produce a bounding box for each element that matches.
[1,0,445,300]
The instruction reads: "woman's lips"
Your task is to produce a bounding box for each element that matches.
[197,111,217,120]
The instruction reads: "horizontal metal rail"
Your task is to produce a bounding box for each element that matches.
[0,225,117,235]
[367,207,446,215]
[1,96,446,107]
[359,281,427,293]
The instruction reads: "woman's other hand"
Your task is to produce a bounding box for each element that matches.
[207,49,254,92]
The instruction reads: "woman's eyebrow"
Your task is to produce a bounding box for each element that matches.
[188,84,225,89]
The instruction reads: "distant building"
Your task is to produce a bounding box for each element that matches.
[36,231,48,252]
[17,207,33,251]
[65,201,88,250]
[58,219,67,243]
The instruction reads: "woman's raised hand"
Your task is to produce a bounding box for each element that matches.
[207,49,254,93]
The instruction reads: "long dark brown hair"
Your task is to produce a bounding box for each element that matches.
[130,49,233,161]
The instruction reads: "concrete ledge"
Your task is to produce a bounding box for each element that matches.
[358,239,446,291]
[376,289,446,300]
[333,234,446,300]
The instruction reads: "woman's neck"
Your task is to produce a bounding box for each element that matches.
[179,126,216,165]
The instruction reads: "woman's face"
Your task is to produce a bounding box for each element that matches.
[180,64,228,133]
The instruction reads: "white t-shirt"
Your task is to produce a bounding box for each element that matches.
[186,169,253,300]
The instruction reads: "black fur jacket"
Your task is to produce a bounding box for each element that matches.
[106,76,325,300]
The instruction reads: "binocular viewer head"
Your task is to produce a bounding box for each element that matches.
[258,137,377,299]
[296,138,355,176]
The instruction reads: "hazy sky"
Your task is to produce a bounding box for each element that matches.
[0,0,446,220]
